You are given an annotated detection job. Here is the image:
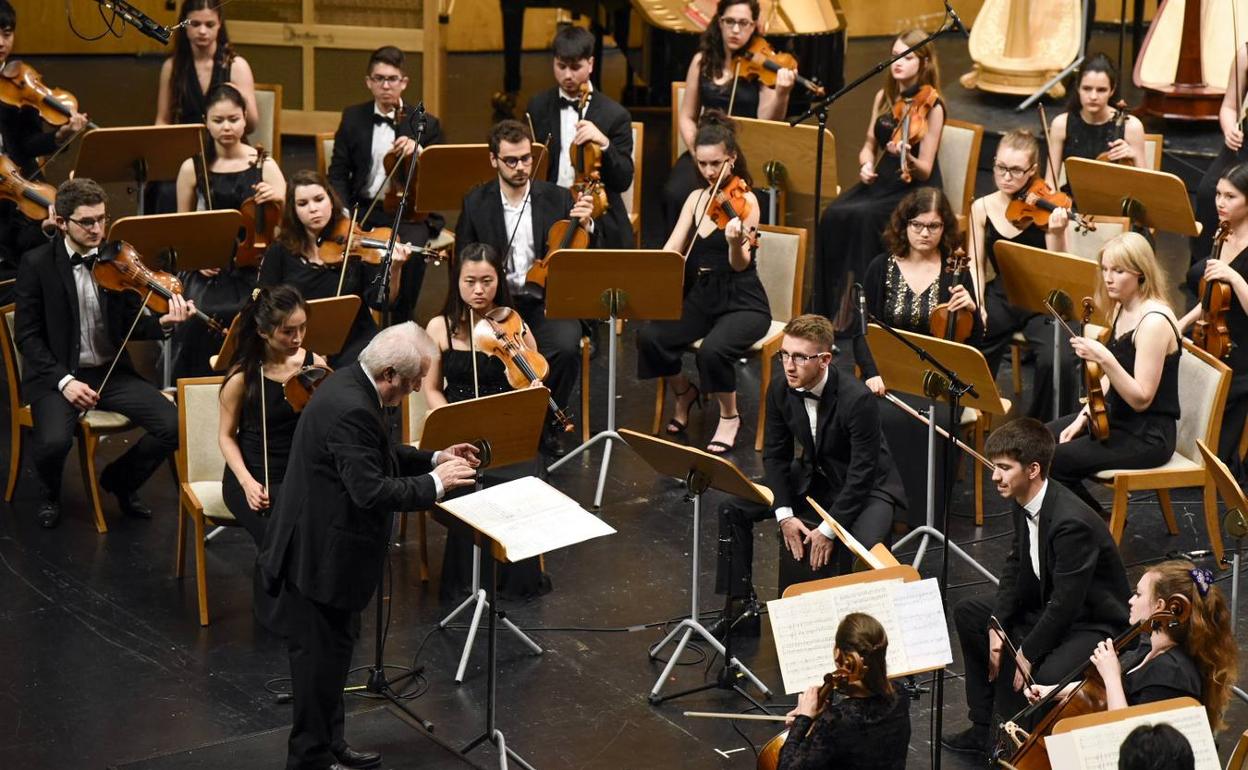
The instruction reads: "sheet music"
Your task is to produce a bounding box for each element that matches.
[1044,704,1219,770]
[436,476,616,561]
[893,579,954,671]
[830,580,908,675]
[767,592,842,695]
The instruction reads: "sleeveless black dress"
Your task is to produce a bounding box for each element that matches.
[1060,110,1119,197]
[149,50,234,214]
[1187,247,1248,479]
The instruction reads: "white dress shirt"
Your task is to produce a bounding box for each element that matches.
[500,182,535,295]
[775,369,835,539]
[365,101,401,200]
[556,89,581,189]
[358,359,444,499]
[1021,479,1048,579]
[57,239,112,392]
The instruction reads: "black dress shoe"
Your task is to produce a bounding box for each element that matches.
[114,490,153,519]
[540,429,568,458]
[709,599,761,640]
[36,501,61,529]
[333,745,382,768]
[941,724,989,756]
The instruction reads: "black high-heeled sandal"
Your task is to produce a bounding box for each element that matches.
[665,383,702,434]
[706,413,741,455]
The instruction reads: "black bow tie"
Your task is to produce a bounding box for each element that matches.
[69,252,96,267]
[559,96,581,111]
[791,388,820,401]
[373,112,396,127]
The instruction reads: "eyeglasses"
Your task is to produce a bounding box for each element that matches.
[497,154,533,169]
[720,17,755,30]
[368,74,404,86]
[993,162,1033,178]
[777,351,828,366]
[908,220,944,234]
[67,215,110,230]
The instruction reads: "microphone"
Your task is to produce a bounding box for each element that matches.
[92,0,172,44]
[855,283,867,336]
[945,1,970,38]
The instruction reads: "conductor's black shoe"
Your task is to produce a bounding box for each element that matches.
[333,745,382,768]
[710,600,761,640]
[941,724,989,756]
[36,500,61,529]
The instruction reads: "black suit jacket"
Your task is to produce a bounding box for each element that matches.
[456,178,576,264]
[327,101,445,212]
[763,367,907,527]
[526,87,634,249]
[993,481,1131,664]
[14,238,167,402]
[259,364,437,612]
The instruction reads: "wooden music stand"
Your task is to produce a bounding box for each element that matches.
[866,324,1006,584]
[109,211,242,273]
[734,116,837,225]
[414,143,550,212]
[618,428,774,705]
[1195,440,1248,704]
[209,295,360,371]
[1042,697,1219,769]
[1065,157,1200,236]
[73,125,204,216]
[544,249,685,509]
[807,497,902,570]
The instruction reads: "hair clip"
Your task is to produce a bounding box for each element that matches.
[1189,567,1214,598]
[251,287,262,301]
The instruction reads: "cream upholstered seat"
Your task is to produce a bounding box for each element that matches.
[938,119,983,224]
[671,81,687,164]
[623,121,644,247]
[316,131,335,179]
[246,83,283,163]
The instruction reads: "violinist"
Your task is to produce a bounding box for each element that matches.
[639,111,769,454]
[171,84,286,379]
[1180,164,1248,481]
[1026,559,1238,734]
[1193,43,1248,261]
[853,188,982,530]
[1045,53,1146,193]
[155,0,258,130]
[259,170,409,366]
[218,285,324,635]
[327,46,446,321]
[775,613,910,770]
[813,29,945,326]
[1047,233,1183,512]
[13,179,194,530]
[526,26,634,250]
[421,243,551,600]
[944,417,1130,760]
[660,0,794,231]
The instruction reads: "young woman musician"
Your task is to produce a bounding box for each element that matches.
[814,29,945,325]
[171,84,286,379]
[1181,163,1248,479]
[218,285,325,634]
[639,111,770,455]
[258,170,408,366]
[1194,45,1248,262]
[1026,560,1237,733]
[660,0,794,230]
[1045,53,1146,192]
[155,0,258,129]
[777,612,910,769]
[854,187,981,528]
[422,243,550,600]
[1048,232,1183,510]
[972,129,1074,420]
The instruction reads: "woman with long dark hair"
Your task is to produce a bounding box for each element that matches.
[155,0,258,129]
[1045,53,1146,194]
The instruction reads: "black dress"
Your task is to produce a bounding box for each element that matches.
[777,691,911,770]
[813,101,944,324]
[149,50,234,214]
[172,166,261,379]
[1119,639,1203,706]
[1059,109,1119,197]
[221,350,313,636]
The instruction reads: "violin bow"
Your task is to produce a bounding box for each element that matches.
[84,287,154,419]
[1036,103,1063,192]
[726,59,742,118]
[499,134,550,280]
[259,363,271,504]
[988,615,1036,689]
[469,308,480,399]
[683,160,733,261]
[335,206,360,297]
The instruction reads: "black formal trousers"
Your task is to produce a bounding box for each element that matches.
[1047,412,1175,510]
[222,472,287,636]
[284,581,358,770]
[953,594,1105,728]
[28,364,178,500]
[980,281,1080,421]
[514,294,580,410]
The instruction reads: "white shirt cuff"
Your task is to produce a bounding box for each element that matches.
[774,506,795,523]
[816,522,834,539]
[429,471,444,500]
[57,375,74,392]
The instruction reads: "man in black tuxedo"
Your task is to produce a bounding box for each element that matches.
[456,119,594,455]
[525,25,634,250]
[327,45,445,322]
[14,178,192,528]
[259,322,479,770]
[714,314,906,634]
[942,417,1130,759]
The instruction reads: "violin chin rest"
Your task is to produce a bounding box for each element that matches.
[98,240,123,263]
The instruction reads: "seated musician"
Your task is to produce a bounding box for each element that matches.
[1180,164,1248,482]
[640,111,770,454]
[971,129,1075,420]
[1026,559,1237,734]
[1047,232,1182,511]
[327,45,446,322]
[1045,53,1146,194]
[813,29,944,325]
[714,314,906,635]
[1193,43,1248,261]
[853,187,982,531]
[660,0,794,231]
[14,179,194,529]
[218,285,325,635]
[172,84,286,379]
[778,613,910,770]
[155,0,258,130]
[258,169,409,366]
[422,242,551,600]
[1118,723,1196,770]
[526,25,634,250]
[455,119,594,457]
[944,417,1130,759]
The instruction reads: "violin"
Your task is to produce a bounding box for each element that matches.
[0,60,95,129]
[1095,100,1136,166]
[529,217,590,289]
[756,665,859,770]
[282,364,333,413]
[381,105,429,224]
[567,83,609,220]
[1080,297,1111,442]
[706,175,759,248]
[0,152,55,222]
[91,241,226,335]
[889,84,939,184]
[235,146,282,269]
[472,308,575,433]
[733,37,826,97]
[1006,177,1097,233]
[315,216,444,266]
[1193,221,1234,361]
[929,246,974,343]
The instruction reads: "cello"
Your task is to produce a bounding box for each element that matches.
[1193,220,1235,360]
[756,662,863,770]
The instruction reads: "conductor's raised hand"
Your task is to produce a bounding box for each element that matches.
[434,456,477,492]
[439,442,481,468]
[779,516,810,561]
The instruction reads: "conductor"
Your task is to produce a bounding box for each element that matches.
[259,322,479,770]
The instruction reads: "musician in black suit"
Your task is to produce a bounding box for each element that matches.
[327,45,445,322]
[14,178,192,529]
[525,25,634,250]
[942,417,1131,759]
[456,119,595,455]
[714,314,906,634]
[258,322,479,770]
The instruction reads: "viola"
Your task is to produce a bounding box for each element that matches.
[235,146,282,269]
[1006,177,1097,233]
[283,364,333,413]
[1193,221,1234,360]
[889,84,939,183]
[91,241,226,335]
[315,217,444,266]
[381,105,429,224]
[929,246,974,343]
[1095,100,1136,166]
[756,665,860,770]
[472,308,575,433]
[733,37,826,97]
[0,152,55,222]
[706,174,759,248]
[0,60,95,129]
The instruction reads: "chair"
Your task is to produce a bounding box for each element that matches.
[1091,341,1231,544]
[316,131,335,180]
[1143,132,1163,171]
[398,388,432,582]
[623,121,644,247]
[1225,728,1248,770]
[671,81,687,164]
[246,83,283,163]
[937,119,984,222]
[173,376,235,626]
[1,304,136,534]
[650,224,807,452]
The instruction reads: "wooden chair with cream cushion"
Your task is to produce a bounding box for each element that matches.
[938,119,984,227]
[398,388,432,582]
[671,82,687,164]
[246,83,283,163]
[1143,132,1163,171]
[316,131,335,179]
[624,121,644,247]
[1224,727,1248,770]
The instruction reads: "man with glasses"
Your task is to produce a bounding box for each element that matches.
[712,314,906,636]
[328,45,445,322]
[456,119,594,457]
[14,178,193,528]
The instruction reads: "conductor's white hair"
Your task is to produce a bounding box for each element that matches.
[359,322,435,380]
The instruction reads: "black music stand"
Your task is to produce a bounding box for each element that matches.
[73,125,204,215]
